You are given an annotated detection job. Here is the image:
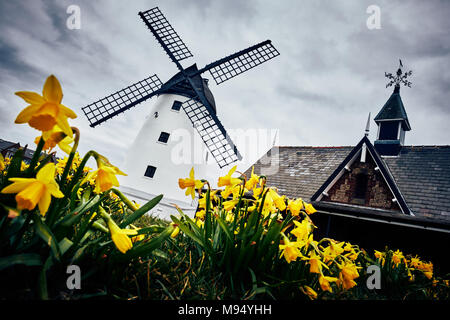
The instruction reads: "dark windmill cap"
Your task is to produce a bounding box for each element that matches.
[374,85,411,131]
[159,64,217,113]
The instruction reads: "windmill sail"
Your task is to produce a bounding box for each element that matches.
[82,75,162,127]
[139,7,193,65]
[197,40,280,85]
[182,98,242,168]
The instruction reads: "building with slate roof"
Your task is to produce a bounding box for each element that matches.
[0,139,36,163]
[244,65,450,270]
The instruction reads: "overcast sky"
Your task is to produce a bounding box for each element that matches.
[0,0,449,175]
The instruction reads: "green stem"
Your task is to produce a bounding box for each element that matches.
[25,137,45,176]
[110,188,138,211]
[66,150,97,195]
[60,127,80,193]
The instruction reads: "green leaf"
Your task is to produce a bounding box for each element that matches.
[120,194,163,227]
[216,214,233,242]
[58,195,101,227]
[34,214,61,261]
[171,215,204,248]
[119,225,174,260]
[59,237,73,255]
[0,253,42,271]
[5,148,24,180]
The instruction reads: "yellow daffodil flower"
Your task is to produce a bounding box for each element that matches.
[178,167,204,199]
[290,219,313,242]
[223,199,239,212]
[106,219,138,254]
[417,261,433,280]
[198,189,218,209]
[279,235,303,263]
[171,225,180,238]
[409,256,421,268]
[319,274,338,293]
[129,224,145,243]
[15,75,76,136]
[303,249,328,274]
[287,198,303,216]
[337,262,359,290]
[195,209,206,220]
[322,241,345,263]
[244,166,259,190]
[392,249,406,267]
[35,124,74,154]
[0,153,4,172]
[82,156,126,193]
[267,188,286,211]
[217,165,242,188]
[304,202,317,215]
[1,163,64,215]
[301,286,318,300]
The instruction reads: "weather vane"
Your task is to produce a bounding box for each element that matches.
[384,59,413,88]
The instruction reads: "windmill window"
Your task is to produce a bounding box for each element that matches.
[158,132,170,143]
[353,173,368,200]
[171,100,182,111]
[144,165,157,178]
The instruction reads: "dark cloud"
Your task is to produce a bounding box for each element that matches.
[0,0,449,172]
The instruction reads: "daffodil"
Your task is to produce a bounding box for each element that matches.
[217,165,242,188]
[198,189,218,209]
[170,225,180,238]
[267,188,286,211]
[35,124,74,154]
[392,249,406,267]
[287,198,303,216]
[322,241,345,263]
[304,202,317,215]
[301,286,318,300]
[129,224,145,243]
[1,163,64,215]
[0,153,4,172]
[304,249,328,274]
[244,166,259,190]
[290,219,313,242]
[417,261,433,279]
[106,219,138,254]
[178,167,204,199]
[15,75,76,136]
[337,262,359,290]
[223,199,239,212]
[195,209,206,220]
[319,274,338,293]
[82,155,126,193]
[279,234,303,263]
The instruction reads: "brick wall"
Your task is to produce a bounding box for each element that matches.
[323,156,401,211]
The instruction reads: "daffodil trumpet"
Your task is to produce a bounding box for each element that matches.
[99,207,137,254]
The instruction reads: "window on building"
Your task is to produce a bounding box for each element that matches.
[158,132,170,143]
[171,100,182,111]
[379,121,399,140]
[353,173,368,200]
[144,165,157,178]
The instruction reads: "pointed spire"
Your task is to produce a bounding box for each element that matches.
[365,112,371,137]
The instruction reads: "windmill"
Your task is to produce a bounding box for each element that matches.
[82,7,280,217]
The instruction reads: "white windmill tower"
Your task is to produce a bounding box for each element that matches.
[82,7,279,219]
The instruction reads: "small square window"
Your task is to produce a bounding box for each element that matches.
[144,165,156,178]
[158,132,170,143]
[171,100,182,111]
